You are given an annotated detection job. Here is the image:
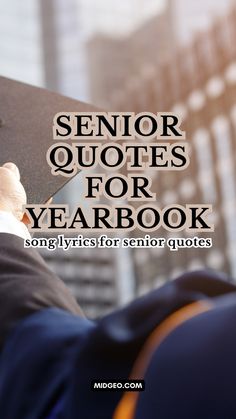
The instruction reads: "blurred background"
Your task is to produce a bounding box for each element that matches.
[1,0,236,317]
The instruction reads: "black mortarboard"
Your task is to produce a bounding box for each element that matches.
[0,76,98,203]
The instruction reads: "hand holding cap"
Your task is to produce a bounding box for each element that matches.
[0,162,27,221]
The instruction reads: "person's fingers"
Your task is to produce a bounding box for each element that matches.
[3,162,20,181]
[0,162,27,220]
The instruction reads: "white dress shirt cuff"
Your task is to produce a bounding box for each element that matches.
[0,211,31,240]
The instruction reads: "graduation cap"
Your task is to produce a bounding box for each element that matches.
[0,76,98,204]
